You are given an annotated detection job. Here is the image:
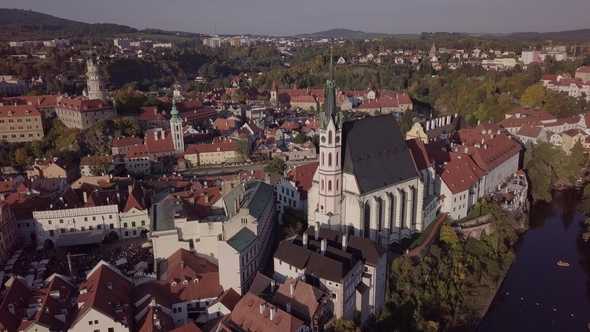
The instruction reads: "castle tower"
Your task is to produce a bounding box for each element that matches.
[170,98,184,153]
[315,48,343,228]
[86,57,107,104]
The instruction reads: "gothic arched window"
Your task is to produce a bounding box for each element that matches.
[328,153,332,167]
[328,180,332,191]
[336,152,339,166]
[363,201,371,239]
[336,179,339,191]
[328,131,333,145]
[321,180,325,191]
[321,152,324,166]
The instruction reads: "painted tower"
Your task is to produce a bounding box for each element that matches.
[314,49,343,228]
[86,57,107,104]
[270,81,279,109]
[170,98,184,153]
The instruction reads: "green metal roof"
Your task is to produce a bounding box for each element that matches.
[223,184,245,218]
[241,181,274,220]
[226,227,256,253]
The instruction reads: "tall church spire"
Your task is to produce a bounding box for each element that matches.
[321,47,340,130]
[170,97,184,153]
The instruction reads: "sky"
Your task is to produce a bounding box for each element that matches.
[3,0,589,36]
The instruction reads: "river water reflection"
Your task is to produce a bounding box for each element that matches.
[478,191,590,332]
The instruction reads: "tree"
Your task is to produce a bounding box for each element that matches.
[234,140,250,161]
[520,83,547,108]
[90,155,109,176]
[329,318,360,332]
[291,134,308,144]
[14,147,33,166]
[281,207,307,238]
[398,109,419,137]
[264,158,287,175]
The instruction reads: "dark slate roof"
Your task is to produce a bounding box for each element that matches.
[303,227,386,267]
[31,178,64,192]
[150,190,182,231]
[248,272,275,298]
[342,114,420,194]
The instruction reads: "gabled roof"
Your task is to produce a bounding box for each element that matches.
[342,114,420,194]
[272,278,325,323]
[56,97,111,112]
[70,262,133,329]
[125,144,149,159]
[240,181,274,219]
[516,124,544,138]
[405,138,432,171]
[210,288,241,312]
[229,292,304,332]
[438,154,485,194]
[123,182,146,212]
[286,162,319,200]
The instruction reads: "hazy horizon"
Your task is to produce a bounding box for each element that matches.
[2,0,589,36]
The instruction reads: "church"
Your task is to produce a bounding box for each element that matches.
[307,57,426,245]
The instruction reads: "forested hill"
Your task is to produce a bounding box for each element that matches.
[0,8,137,39]
[295,28,390,38]
[499,29,590,44]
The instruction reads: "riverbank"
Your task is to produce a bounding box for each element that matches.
[477,190,590,331]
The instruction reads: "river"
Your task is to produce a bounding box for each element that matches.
[478,190,590,332]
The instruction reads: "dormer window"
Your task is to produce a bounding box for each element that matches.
[25,110,30,115]
[7,111,12,116]
[183,280,189,285]
[84,106,88,110]
[172,281,177,287]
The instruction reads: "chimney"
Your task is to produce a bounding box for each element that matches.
[315,222,320,240]
[270,280,276,292]
[128,184,133,193]
[154,131,159,141]
[83,191,88,203]
[181,261,185,269]
[259,303,266,314]
[286,302,291,313]
[342,234,348,251]
[290,283,295,296]
[320,239,327,255]
[303,232,308,248]
[446,115,451,125]
[425,121,430,131]
[270,307,276,321]
[153,108,157,115]
[161,130,165,140]
[204,195,209,203]
[150,297,156,307]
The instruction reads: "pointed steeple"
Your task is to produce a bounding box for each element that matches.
[170,98,181,123]
[321,47,340,130]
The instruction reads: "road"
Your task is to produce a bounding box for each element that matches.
[181,159,317,177]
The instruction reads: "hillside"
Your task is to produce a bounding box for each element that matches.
[295,28,390,38]
[498,29,590,44]
[0,8,137,40]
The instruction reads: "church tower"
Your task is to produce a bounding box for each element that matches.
[315,49,343,229]
[86,57,107,104]
[270,81,279,109]
[170,98,184,153]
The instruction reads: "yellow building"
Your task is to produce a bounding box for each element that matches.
[184,140,242,166]
[561,129,587,155]
[405,122,429,144]
[0,105,44,143]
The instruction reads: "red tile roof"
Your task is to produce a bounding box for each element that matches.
[211,288,241,312]
[56,97,111,112]
[123,182,147,212]
[405,138,432,171]
[229,292,304,332]
[161,249,222,302]
[145,131,175,153]
[113,136,142,148]
[467,134,521,172]
[286,162,318,200]
[272,278,325,323]
[576,66,590,74]
[439,154,485,194]
[1,95,62,108]
[184,140,236,154]
[125,144,150,159]
[0,104,42,117]
[70,263,134,329]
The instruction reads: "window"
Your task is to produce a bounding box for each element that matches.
[132,222,136,227]
[141,220,145,226]
[328,152,332,166]
[48,220,52,225]
[92,217,96,221]
[59,219,64,224]
[95,320,98,324]
[109,223,114,229]
[84,217,88,221]
[97,224,102,229]
[89,321,93,325]
[49,230,54,236]
[123,223,128,228]
[328,130,332,144]
[109,328,114,332]
[109,215,113,219]
[328,180,332,191]
[321,180,324,190]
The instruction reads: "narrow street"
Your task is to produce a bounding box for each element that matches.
[181,159,317,177]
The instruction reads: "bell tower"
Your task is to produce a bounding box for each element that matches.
[86,56,107,104]
[170,98,184,153]
[315,48,343,229]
